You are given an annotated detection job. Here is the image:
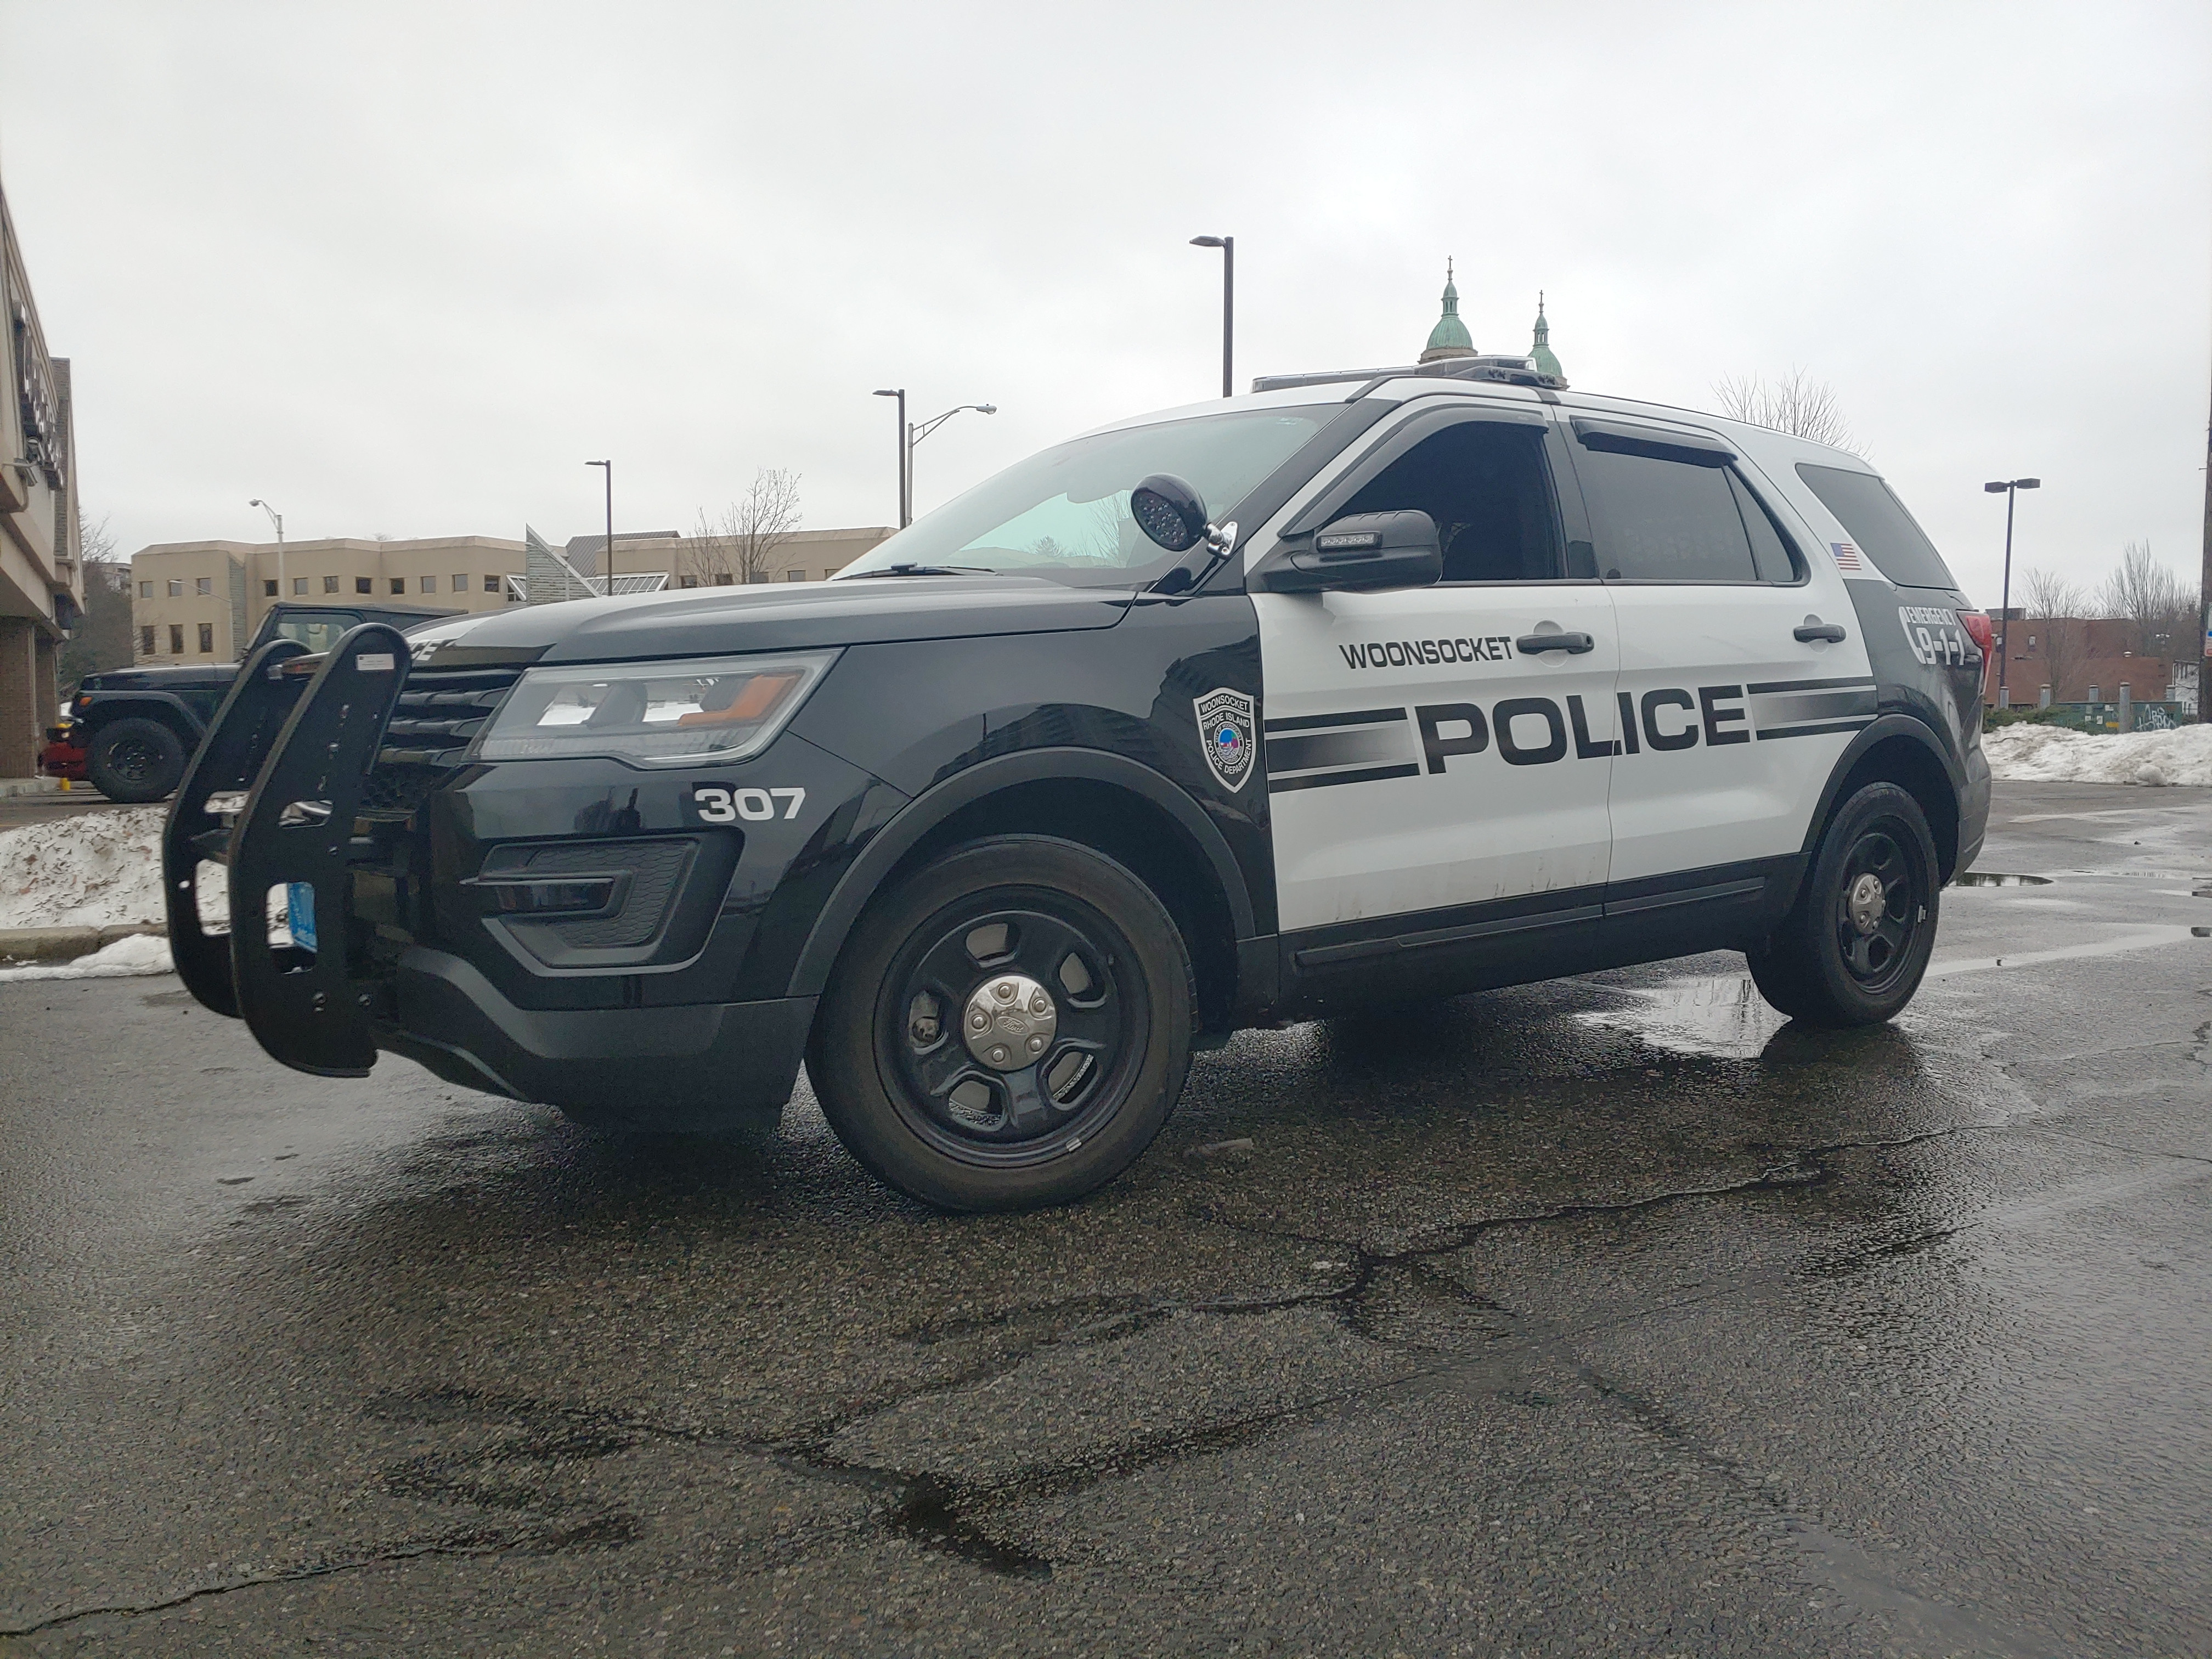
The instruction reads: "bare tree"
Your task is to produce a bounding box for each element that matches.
[2019,567,2087,704]
[1711,368,1866,456]
[2094,540,2193,662]
[61,516,134,688]
[683,469,803,587]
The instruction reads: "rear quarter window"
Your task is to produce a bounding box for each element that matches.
[1796,464,1959,590]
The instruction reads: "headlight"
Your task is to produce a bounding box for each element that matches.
[475,650,837,767]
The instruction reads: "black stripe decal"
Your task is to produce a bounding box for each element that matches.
[1262,707,1408,733]
[1756,719,1876,740]
[1744,676,1877,696]
[1268,763,1421,793]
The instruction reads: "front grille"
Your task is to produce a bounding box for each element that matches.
[362,667,522,819]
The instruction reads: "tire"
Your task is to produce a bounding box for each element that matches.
[86,716,189,803]
[808,834,1194,1212]
[1748,782,1941,1027]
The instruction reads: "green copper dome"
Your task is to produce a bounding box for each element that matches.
[1420,261,1475,362]
[1528,291,1562,380]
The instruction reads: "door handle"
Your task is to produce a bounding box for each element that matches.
[1515,631,1596,655]
[1793,622,1848,644]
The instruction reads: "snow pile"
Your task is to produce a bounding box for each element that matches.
[0,932,174,982]
[1982,721,2212,788]
[0,806,171,929]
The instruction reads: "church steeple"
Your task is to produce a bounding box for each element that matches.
[1528,291,1563,380]
[1419,259,1476,363]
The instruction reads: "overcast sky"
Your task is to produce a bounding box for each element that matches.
[2,0,2206,607]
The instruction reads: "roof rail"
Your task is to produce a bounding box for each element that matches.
[1251,355,1568,396]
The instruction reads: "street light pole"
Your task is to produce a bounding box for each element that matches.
[248,498,284,612]
[905,402,997,519]
[1189,236,1234,397]
[586,461,612,592]
[1983,476,2041,707]
[873,390,909,527]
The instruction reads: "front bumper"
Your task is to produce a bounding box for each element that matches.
[384,946,814,1126]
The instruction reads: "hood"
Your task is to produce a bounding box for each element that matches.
[403,575,1133,669]
[81,661,238,692]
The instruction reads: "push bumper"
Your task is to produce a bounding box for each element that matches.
[382,947,814,1127]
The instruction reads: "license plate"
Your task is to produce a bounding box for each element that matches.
[286,882,318,953]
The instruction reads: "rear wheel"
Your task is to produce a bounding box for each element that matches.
[809,835,1193,1211]
[86,716,188,803]
[1748,782,1940,1026]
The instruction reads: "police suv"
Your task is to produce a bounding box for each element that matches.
[166,355,1990,1211]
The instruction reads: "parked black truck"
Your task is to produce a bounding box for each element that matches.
[49,602,457,802]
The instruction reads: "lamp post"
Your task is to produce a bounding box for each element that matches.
[906,402,996,521]
[872,390,910,527]
[248,498,284,612]
[585,460,613,592]
[1189,235,1234,397]
[1983,476,2041,707]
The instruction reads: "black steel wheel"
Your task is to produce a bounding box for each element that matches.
[1748,781,1940,1027]
[86,716,188,804]
[809,835,1193,1211]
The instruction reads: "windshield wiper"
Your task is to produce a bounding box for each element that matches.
[845,562,998,579]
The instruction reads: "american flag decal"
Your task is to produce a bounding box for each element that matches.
[1831,540,1866,572]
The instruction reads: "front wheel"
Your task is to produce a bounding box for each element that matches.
[1748,782,1940,1027]
[808,835,1194,1212]
[86,716,188,803]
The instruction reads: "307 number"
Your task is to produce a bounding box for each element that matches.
[692,785,805,823]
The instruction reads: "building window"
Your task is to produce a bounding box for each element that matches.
[482,574,499,592]
[420,575,436,593]
[714,573,734,585]
[679,575,699,589]
[390,578,405,595]
[356,576,373,594]
[138,580,153,599]
[2027,634,2036,647]
[292,577,308,595]
[139,626,155,656]
[2087,685,2098,702]
[451,574,466,594]
[785,569,805,582]
[167,579,184,597]
[323,574,340,594]
[198,623,215,653]
[195,576,212,596]
[168,624,184,653]
[264,579,278,597]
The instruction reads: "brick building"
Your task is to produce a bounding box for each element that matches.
[129,526,895,663]
[1,172,83,778]
[1981,613,2187,707]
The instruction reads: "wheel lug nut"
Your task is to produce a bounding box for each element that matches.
[995,981,1014,999]
[970,1011,989,1030]
[988,1045,1008,1064]
[1027,1034,1046,1053]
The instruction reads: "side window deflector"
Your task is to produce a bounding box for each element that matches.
[1571,416,1736,470]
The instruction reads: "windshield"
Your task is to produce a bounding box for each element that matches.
[837,407,1329,586]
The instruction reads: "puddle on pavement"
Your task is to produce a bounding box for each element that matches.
[1575,974,1789,1059]
[1925,924,2204,979]
[1954,871,2053,887]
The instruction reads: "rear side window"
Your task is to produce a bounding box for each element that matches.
[1796,464,1957,589]
[1729,473,1801,583]
[1575,445,1758,583]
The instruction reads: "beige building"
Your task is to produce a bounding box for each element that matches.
[130,526,896,663]
[1,173,83,776]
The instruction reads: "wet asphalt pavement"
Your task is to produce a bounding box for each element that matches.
[3,778,2208,1658]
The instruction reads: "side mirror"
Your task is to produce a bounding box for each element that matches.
[1131,473,1209,552]
[1256,510,1442,593]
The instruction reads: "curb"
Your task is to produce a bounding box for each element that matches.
[0,923,166,965]
[0,776,64,800]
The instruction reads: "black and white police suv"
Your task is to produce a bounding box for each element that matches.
[166,355,1990,1210]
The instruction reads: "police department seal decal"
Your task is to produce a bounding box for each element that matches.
[1194,687,1256,793]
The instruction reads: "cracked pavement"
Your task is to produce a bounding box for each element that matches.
[3,777,2208,1656]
